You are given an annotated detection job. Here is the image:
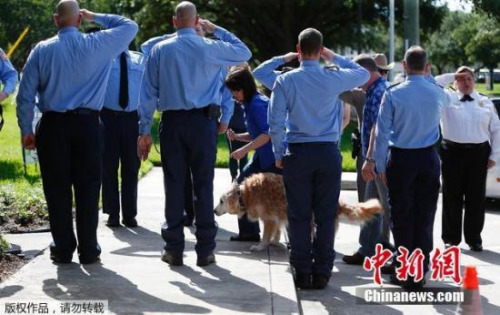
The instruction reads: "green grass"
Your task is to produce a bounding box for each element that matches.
[476,83,500,96]
[0,97,153,194]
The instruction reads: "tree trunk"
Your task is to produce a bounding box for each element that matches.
[489,68,495,90]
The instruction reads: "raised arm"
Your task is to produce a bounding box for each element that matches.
[253,53,298,90]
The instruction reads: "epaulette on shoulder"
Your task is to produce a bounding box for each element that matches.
[324,65,339,71]
[387,82,402,91]
[280,66,294,74]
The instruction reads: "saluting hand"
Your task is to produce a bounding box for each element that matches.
[80,9,95,22]
[199,19,216,34]
[283,52,299,63]
[137,135,152,161]
[22,134,36,150]
[321,47,335,62]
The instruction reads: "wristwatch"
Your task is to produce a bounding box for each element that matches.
[366,157,376,163]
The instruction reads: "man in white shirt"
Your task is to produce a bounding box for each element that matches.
[436,67,500,252]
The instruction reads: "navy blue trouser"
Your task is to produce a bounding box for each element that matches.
[100,109,140,220]
[283,142,341,277]
[235,156,282,236]
[36,111,102,262]
[159,109,218,256]
[386,146,440,274]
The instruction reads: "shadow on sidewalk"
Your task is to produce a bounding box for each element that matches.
[0,285,23,298]
[42,263,210,314]
[461,248,500,265]
[169,264,295,313]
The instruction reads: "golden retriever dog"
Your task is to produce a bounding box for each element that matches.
[214,172,383,251]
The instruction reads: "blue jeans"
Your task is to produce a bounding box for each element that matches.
[357,176,390,257]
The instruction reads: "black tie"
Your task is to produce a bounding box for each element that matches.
[119,52,129,109]
[460,94,474,102]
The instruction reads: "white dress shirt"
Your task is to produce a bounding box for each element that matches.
[435,73,500,162]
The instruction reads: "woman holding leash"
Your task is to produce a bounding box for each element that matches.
[225,66,281,242]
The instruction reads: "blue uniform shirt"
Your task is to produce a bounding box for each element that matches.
[361,76,388,157]
[140,34,175,58]
[268,54,370,161]
[139,27,251,135]
[253,55,286,90]
[103,51,145,112]
[0,48,18,96]
[16,14,138,135]
[244,93,275,169]
[373,75,451,173]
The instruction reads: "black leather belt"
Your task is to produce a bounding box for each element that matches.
[101,108,138,116]
[289,141,338,147]
[443,139,489,149]
[391,145,435,152]
[44,108,99,117]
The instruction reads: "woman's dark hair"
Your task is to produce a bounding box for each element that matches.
[225,67,257,103]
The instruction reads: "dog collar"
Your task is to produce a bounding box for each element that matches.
[236,185,246,212]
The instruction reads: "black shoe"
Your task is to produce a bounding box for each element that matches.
[229,234,261,242]
[342,252,365,265]
[468,243,483,252]
[50,254,72,264]
[312,273,330,289]
[444,242,459,249]
[80,256,100,265]
[122,218,138,228]
[381,262,396,275]
[183,215,194,227]
[294,273,312,290]
[161,251,183,266]
[106,215,120,227]
[382,242,396,252]
[197,253,215,267]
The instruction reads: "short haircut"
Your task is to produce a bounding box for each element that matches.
[175,1,197,21]
[353,54,379,73]
[456,66,475,80]
[404,46,427,71]
[225,68,257,103]
[298,28,323,56]
[56,0,80,21]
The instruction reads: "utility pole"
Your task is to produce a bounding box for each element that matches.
[404,0,420,50]
[389,0,395,81]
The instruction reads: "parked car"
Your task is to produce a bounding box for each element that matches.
[486,98,500,199]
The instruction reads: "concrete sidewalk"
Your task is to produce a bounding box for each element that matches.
[0,168,299,314]
[2,169,500,314]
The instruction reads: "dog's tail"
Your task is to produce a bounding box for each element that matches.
[338,199,383,223]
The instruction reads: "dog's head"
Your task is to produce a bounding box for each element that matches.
[214,182,245,217]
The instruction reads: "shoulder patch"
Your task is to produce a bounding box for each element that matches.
[280,66,294,74]
[324,65,339,71]
[386,82,402,90]
[0,48,7,61]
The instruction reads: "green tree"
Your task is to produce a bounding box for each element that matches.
[465,16,500,90]
[427,11,476,73]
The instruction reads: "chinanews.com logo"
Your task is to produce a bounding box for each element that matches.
[356,244,465,305]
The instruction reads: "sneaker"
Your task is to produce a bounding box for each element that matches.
[161,251,183,266]
[342,252,365,265]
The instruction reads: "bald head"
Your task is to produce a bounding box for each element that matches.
[174,1,198,29]
[55,0,81,28]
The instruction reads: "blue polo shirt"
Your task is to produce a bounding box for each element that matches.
[244,93,275,170]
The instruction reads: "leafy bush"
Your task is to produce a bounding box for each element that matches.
[0,235,9,255]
